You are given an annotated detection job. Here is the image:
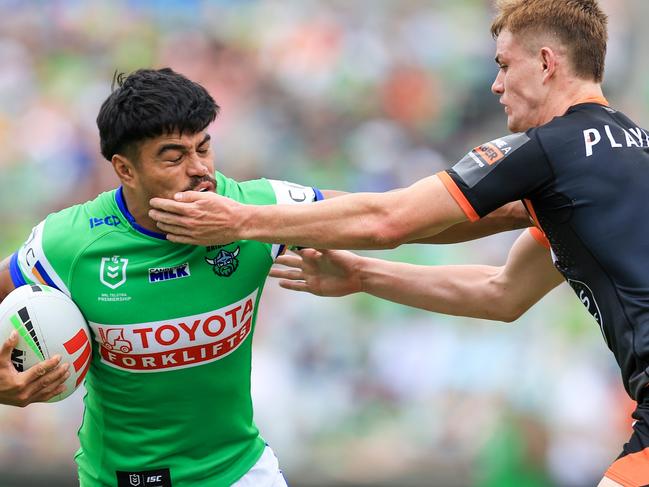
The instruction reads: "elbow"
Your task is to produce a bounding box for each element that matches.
[358,195,428,249]
[487,303,525,323]
[368,220,409,249]
[370,207,421,249]
[485,276,528,323]
[497,307,524,324]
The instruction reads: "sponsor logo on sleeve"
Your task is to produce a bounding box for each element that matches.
[91,290,258,372]
[452,133,530,188]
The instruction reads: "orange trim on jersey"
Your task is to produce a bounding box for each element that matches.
[436,171,480,222]
[528,227,551,250]
[605,447,649,486]
[574,95,609,107]
[523,199,542,230]
[31,267,47,285]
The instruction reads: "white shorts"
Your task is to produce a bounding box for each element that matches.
[232,445,288,487]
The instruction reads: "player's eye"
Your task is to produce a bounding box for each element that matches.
[168,154,183,163]
[197,146,209,155]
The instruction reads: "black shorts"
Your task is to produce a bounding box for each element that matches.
[605,399,649,486]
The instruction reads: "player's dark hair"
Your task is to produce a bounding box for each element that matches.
[97,68,219,161]
[491,0,608,82]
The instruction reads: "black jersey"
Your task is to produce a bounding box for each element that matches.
[440,101,649,400]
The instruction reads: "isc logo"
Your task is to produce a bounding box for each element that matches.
[89,215,121,229]
[117,468,171,487]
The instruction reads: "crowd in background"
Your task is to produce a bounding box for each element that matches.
[0,1,647,485]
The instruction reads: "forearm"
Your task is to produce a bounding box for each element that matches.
[356,256,513,321]
[411,201,531,244]
[240,192,395,249]
[0,256,15,302]
[241,194,451,250]
[240,177,466,249]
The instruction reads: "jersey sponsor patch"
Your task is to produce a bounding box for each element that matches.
[452,133,530,188]
[148,263,190,283]
[116,468,171,487]
[90,289,258,372]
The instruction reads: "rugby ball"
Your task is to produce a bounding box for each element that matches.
[0,284,92,402]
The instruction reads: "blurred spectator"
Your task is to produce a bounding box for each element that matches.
[0,1,645,485]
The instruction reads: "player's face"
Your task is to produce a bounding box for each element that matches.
[132,130,217,200]
[491,30,549,133]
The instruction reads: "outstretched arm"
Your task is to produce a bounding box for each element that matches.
[0,256,70,406]
[270,230,563,322]
[412,201,530,244]
[150,174,469,249]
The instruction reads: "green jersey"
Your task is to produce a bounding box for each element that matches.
[9,172,323,487]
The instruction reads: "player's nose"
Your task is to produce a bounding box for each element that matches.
[491,72,504,96]
[186,154,208,177]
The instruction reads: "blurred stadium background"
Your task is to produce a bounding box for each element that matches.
[0,0,647,485]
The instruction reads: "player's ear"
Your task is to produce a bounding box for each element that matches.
[111,153,137,187]
[540,47,557,81]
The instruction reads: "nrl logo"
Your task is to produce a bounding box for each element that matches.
[205,247,240,277]
[100,255,128,289]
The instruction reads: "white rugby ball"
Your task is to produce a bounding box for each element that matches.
[0,284,92,402]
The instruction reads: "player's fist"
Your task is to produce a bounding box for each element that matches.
[0,331,70,407]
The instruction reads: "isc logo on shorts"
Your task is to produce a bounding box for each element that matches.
[116,468,171,487]
[91,290,258,372]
